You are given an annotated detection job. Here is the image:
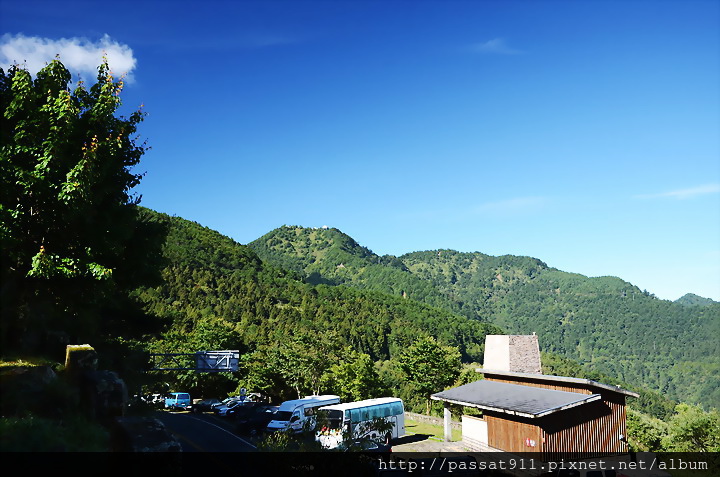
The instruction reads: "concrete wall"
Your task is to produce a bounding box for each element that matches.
[483,335,511,370]
[462,415,488,448]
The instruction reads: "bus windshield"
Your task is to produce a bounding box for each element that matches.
[317,409,344,430]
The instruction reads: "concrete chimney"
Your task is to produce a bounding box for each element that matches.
[483,334,542,374]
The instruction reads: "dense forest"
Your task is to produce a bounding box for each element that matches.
[131,209,503,408]
[126,213,684,418]
[249,225,720,412]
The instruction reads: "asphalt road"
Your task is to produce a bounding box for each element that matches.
[154,410,257,452]
[150,411,356,476]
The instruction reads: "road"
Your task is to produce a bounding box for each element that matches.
[153,410,277,474]
[154,410,257,452]
[152,411,361,475]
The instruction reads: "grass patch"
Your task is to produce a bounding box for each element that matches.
[0,357,62,370]
[0,415,109,451]
[404,417,462,442]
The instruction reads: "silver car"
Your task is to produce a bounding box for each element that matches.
[214,397,253,416]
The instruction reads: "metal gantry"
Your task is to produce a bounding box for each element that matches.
[148,350,239,372]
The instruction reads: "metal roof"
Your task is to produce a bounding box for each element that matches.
[317,397,403,412]
[477,369,640,398]
[431,380,602,418]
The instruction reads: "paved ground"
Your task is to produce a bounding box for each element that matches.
[392,434,478,453]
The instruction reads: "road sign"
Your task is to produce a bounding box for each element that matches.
[195,350,240,372]
[149,350,239,372]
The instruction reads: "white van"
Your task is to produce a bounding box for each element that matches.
[266,395,341,434]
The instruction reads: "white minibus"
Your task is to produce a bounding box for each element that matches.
[266,394,341,434]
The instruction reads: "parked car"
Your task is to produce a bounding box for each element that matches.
[192,398,220,413]
[235,405,279,435]
[211,396,240,411]
[214,398,255,417]
[165,392,192,411]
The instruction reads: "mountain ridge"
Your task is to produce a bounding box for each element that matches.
[675,292,717,307]
[248,225,720,411]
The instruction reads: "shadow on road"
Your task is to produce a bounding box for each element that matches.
[393,434,433,445]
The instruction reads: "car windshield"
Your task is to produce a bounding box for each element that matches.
[274,411,293,421]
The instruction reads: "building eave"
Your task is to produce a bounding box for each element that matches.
[477,368,640,398]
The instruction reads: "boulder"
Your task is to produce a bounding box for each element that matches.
[110,417,182,452]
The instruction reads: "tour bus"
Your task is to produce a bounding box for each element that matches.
[265,394,341,434]
[315,397,405,449]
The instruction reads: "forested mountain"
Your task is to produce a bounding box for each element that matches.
[249,226,720,412]
[135,213,679,419]
[132,209,503,404]
[139,213,500,361]
[248,226,457,313]
[675,293,717,307]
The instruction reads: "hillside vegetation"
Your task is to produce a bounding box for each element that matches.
[249,225,720,412]
[133,212,681,416]
[132,210,503,406]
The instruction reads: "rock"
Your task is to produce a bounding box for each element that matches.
[0,365,58,416]
[82,370,128,420]
[65,344,98,378]
[110,417,182,452]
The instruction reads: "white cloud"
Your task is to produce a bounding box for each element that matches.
[635,183,720,200]
[470,38,523,55]
[0,34,137,82]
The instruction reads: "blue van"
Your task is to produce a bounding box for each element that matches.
[165,392,192,411]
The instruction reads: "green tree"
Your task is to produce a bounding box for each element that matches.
[269,331,343,398]
[320,349,384,401]
[399,336,461,414]
[663,403,720,452]
[626,408,669,452]
[1,58,163,354]
[236,348,294,403]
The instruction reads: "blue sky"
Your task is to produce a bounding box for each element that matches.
[2,0,719,301]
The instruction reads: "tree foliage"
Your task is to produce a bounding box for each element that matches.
[399,336,461,414]
[627,404,720,452]
[129,210,499,405]
[320,349,384,402]
[663,404,720,452]
[1,59,164,355]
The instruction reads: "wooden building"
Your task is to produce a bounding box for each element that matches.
[432,370,638,459]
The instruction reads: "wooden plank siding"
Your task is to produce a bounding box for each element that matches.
[486,413,543,453]
[484,373,629,458]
